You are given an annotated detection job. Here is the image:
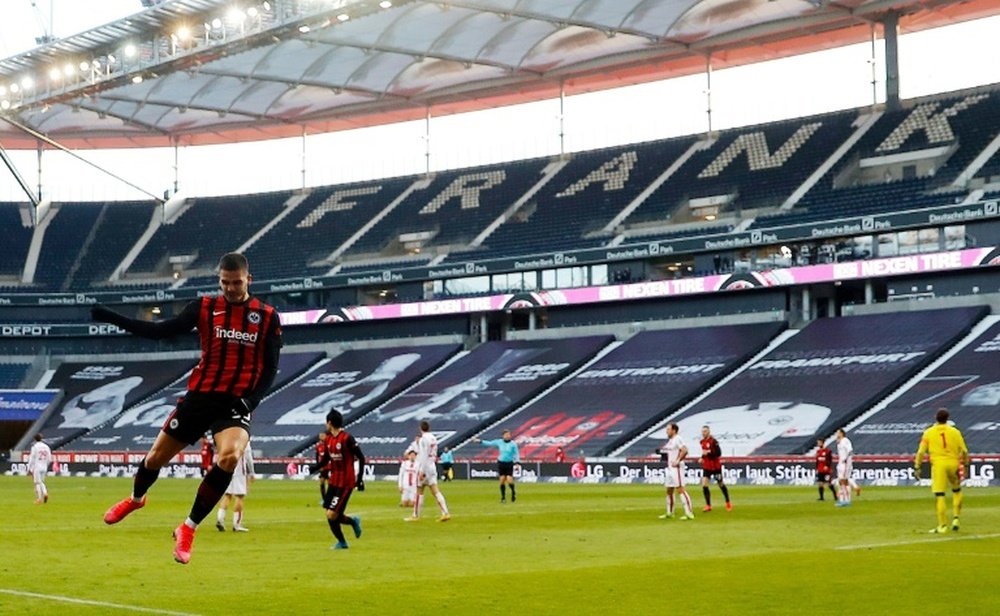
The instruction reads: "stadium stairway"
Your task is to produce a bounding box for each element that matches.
[320,175,434,274]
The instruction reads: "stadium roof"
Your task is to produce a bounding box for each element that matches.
[0,0,997,150]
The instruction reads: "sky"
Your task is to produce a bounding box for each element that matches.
[1,2,1000,201]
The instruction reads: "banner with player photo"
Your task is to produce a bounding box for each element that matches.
[250,344,462,456]
[74,351,325,452]
[459,322,786,460]
[619,307,988,458]
[348,336,613,458]
[37,359,196,448]
[849,318,1000,455]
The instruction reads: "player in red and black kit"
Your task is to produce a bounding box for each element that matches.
[312,409,365,549]
[815,437,836,501]
[700,425,732,512]
[199,435,214,477]
[93,252,282,564]
[315,430,330,502]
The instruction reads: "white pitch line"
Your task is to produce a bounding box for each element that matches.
[0,588,199,616]
[835,533,1000,551]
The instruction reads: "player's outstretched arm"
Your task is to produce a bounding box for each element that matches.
[91,301,199,340]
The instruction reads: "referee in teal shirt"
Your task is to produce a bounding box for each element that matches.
[473,430,520,503]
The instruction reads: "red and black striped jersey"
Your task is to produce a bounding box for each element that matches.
[700,436,723,472]
[316,439,330,470]
[816,447,833,474]
[323,430,364,488]
[93,296,282,405]
[187,296,282,399]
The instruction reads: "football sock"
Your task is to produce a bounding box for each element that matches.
[720,484,730,503]
[702,486,712,506]
[217,508,227,523]
[818,486,825,499]
[328,518,346,543]
[953,489,963,518]
[234,510,243,527]
[680,491,693,516]
[132,458,160,500]
[189,464,233,524]
[500,484,506,500]
[935,494,947,527]
[413,494,423,518]
[509,484,516,499]
[667,493,674,516]
[435,491,449,515]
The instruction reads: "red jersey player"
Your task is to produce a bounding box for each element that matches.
[815,438,835,501]
[315,409,365,550]
[315,431,330,503]
[199,436,214,477]
[94,252,282,564]
[699,425,732,512]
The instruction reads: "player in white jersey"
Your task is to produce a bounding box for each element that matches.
[657,423,694,520]
[216,441,255,531]
[835,429,854,508]
[406,420,450,522]
[398,447,419,507]
[28,433,52,504]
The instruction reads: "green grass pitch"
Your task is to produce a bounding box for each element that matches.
[1,476,998,615]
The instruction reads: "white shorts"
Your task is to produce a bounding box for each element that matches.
[400,487,416,502]
[664,464,685,488]
[32,468,47,484]
[418,469,439,487]
[836,462,852,481]
[226,475,248,496]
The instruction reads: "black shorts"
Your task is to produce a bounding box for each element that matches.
[703,469,724,482]
[323,485,354,517]
[319,469,330,480]
[497,461,515,477]
[162,392,250,445]
[816,472,833,484]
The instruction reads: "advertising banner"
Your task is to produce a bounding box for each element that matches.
[73,352,324,452]
[620,307,987,457]
[463,322,785,460]
[37,359,196,448]
[8,454,999,487]
[0,390,59,421]
[348,336,613,458]
[850,319,1000,455]
[250,344,461,456]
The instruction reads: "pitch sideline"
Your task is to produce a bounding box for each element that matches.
[0,588,199,615]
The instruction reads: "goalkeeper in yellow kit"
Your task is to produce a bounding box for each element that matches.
[914,408,969,534]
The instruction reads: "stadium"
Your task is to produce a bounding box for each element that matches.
[2,0,999,613]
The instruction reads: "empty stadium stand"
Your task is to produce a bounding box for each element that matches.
[246,178,413,280]
[341,159,549,262]
[347,336,613,459]
[34,359,196,449]
[849,316,1000,455]
[71,201,158,289]
[455,322,785,459]
[0,363,30,388]
[0,202,32,282]
[73,351,325,452]
[618,306,988,457]
[127,191,291,278]
[251,344,461,457]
